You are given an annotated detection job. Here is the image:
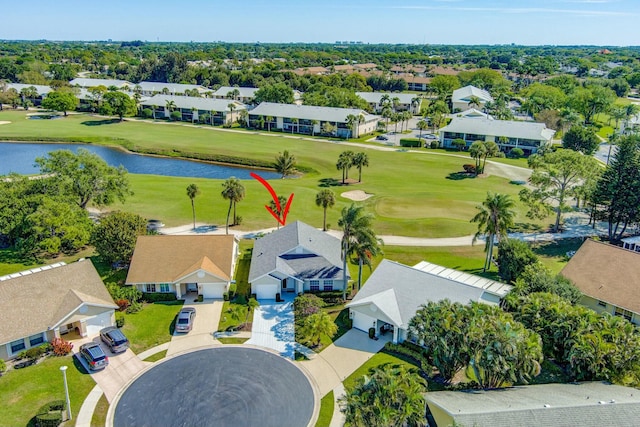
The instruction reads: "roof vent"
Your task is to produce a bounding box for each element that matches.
[543,404,551,408]
[610,400,616,404]
[598,401,606,405]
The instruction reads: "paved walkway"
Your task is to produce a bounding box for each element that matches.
[246,299,296,358]
[167,299,223,356]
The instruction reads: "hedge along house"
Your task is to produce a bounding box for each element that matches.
[346,260,512,344]
[125,235,239,300]
[140,94,246,125]
[439,116,555,155]
[248,102,380,138]
[0,260,117,360]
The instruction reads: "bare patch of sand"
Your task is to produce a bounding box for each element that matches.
[0,121,10,125]
[341,190,374,201]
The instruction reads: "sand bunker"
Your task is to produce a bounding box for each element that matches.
[0,121,10,125]
[341,190,374,201]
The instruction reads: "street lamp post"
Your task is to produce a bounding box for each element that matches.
[60,366,72,421]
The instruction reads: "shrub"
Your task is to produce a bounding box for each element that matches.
[169,111,182,121]
[223,292,229,301]
[235,215,243,225]
[126,300,143,313]
[452,139,466,151]
[399,138,421,148]
[107,282,143,305]
[141,108,153,119]
[509,147,524,158]
[368,327,376,339]
[115,312,125,328]
[0,358,5,373]
[497,239,539,283]
[115,299,130,311]
[462,164,476,174]
[51,338,73,356]
[430,141,439,149]
[384,342,432,375]
[142,292,177,303]
[294,294,325,320]
[25,346,46,361]
[35,400,65,427]
[228,283,237,299]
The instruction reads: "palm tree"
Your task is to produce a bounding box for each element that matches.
[471,192,516,272]
[299,311,338,347]
[246,298,259,323]
[257,115,265,130]
[336,151,354,184]
[186,184,200,230]
[338,204,376,300]
[227,103,236,124]
[315,189,336,231]
[266,115,274,132]
[623,104,640,134]
[402,111,412,132]
[291,118,298,134]
[469,141,486,176]
[310,119,319,136]
[345,114,359,138]
[411,96,421,114]
[274,150,297,178]
[392,113,400,134]
[269,195,288,229]
[239,110,248,127]
[417,119,429,139]
[352,152,369,182]
[468,95,482,109]
[379,93,391,110]
[221,177,245,234]
[151,104,157,120]
[349,228,383,291]
[381,106,393,130]
[191,107,197,124]
[391,96,400,112]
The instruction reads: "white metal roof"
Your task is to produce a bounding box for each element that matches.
[0,262,66,282]
[212,86,259,98]
[452,85,494,103]
[413,260,512,297]
[440,117,556,141]
[70,78,132,88]
[249,102,378,124]
[622,235,640,245]
[5,83,52,96]
[141,94,245,112]
[355,92,418,104]
[137,81,209,94]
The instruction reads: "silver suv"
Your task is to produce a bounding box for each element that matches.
[100,326,129,353]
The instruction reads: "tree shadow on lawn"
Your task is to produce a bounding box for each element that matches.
[80,119,121,126]
[318,178,342,187]
[531,238,584,260]
[446,172,475,180]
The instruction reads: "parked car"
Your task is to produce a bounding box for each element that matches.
[147,219,164,232]
[422,134,437,140]
[100,326,129,353]
[375,135,389,141]
[176,307,196,332]
[79,342,109,371]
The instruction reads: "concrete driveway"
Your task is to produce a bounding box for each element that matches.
[246,300,295,358]
[167,299,223,356]
[73,337,148,403]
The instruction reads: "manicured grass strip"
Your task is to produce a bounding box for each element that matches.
[217,337,249,344]
[315,391,335,427]
[218,301,255,332]
[0,247,94,276]
[142,350,168,362]
[342,352,420,391]
[120,301,184,353]
[0,355,95,427]
[90,394,109,427]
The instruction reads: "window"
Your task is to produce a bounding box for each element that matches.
[29,333,44,347]
[310,280,320,291]
[10,339,25,354]
[146,284,156,293]
[597,300,607,308]
[323,280,333,291]
[615,307,633,321]
[159,284,170,293]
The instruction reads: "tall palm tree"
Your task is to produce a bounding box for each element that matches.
[410,96,421,114]
[338,204,376,300]
[310,119,319,136]
[315,189,336,231]
[221,177,245,234]
[471,192,516,272]
[269,195,288,229]
[623,104,640,134]
[227,103,236,124]
[186,183,200,230]
[352,152,369,183]
[381,106,393,131]
[291,118,298,134]
[468,95,482,109]
[336,151,354,184]
[266,115,274,132]
[274,150,296,178]
[349,228,383,291]
[417,119,429,140]
[345,114,359,138]
[379,93,391,110]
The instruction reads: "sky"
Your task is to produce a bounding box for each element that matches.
[2,0,639,46]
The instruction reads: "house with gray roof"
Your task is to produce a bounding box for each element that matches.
[137,81,210,97]
[248,102,379,138]
[439,116,555,155]
[346,259,512,343]
[5,83,52,106]
[0,260,117,360]
[212,86,260,104]
[248,221,347,300]
[452,85,493,112]
[425,382,640,427]
[355,92,422,114]
[69,78,132,89]
[140,94,245,125]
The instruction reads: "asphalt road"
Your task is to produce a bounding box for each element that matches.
[113,347,315,427]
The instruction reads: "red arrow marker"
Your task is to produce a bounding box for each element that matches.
[251,172,294,226]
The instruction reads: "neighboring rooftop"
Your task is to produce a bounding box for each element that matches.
[355,92,419,104]
[137,81,209,94]
[140,94,245,112]
[413,260,512,298]
[249,102,378,123]
[69,78,132,88]
[212,86,259,98]
[5,83,52,96]
[452,85,494,103]
[441,117,556,140]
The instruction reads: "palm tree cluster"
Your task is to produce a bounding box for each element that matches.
[336,151,369,184]
[221,177,245,234]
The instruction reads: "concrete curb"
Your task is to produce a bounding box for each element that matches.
[75,384,104,427]
[329,383,346,427]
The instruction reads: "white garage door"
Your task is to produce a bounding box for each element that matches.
[85,311,114,336]
[255,284,278,300]
[352,311,377,333]
[201,283,225,299]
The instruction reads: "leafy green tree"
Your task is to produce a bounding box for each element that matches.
[338,204,375,300]
[87,85,107,112]
[340,365,427,427]
[521,83,567,115]
[496,238,539,283]
[186,184,200,230]
[352,152,369,183]
[315,189,336,231]
[35,149,132,209]
[101,91,137,121]
[41,90,78,116]
[509,263,582,303]
[298,311,338,347]
[221,177,245,234]
[568,84,616,124]
[92,211,147,264]
[471,192,516,272]
[254,83,294,104]
[274,150,297,178]
[562,126,600,155]
[429,74,460,98]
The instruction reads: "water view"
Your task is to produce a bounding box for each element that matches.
[0,142,280,180]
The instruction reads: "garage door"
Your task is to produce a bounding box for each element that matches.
[201,283,225,299]
[85,311,114,336]
[352,311,377,333]
[255,284,278,300]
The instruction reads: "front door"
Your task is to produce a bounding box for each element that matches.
[281,279,287,290]
[187,283,198,293]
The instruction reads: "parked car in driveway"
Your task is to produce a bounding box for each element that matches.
[176,307,196,332]
[420,134,437,140]
[79,342,109,371]
[375,135,389,141]
[100,326,129,353]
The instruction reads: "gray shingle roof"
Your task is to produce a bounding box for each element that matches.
[347,259,505,328]
[137,81,208,94]
[140,94,245,112]
[249,221,345,282]
[355,92,418,104]
[5,83,52,96]
[452,85,494,103]
[212,86,259,98]
[69,78,132,88]
[440,117,556,141]
[426,382,640,427]
[249,102,378,124]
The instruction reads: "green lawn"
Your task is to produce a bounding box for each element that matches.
[142,350,168,362]
[531,238,583,274]
[218,301,255,332]
[234,240,253,297]
[315,391,335,427]
[0,246,95,276]
[120,301,184,353]
[90,394,109,427]
[217,337,249,344]
[342,352,420,391]
[0,355,95,427]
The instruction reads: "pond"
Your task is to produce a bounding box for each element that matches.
[0,142,281,180]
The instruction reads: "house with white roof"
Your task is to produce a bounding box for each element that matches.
[452,85,493,112]
[136,81,210,97]
[439,116,555,154]
[5,83,52,105]
[346,259,512,343]
[69,78,132,90]
[140,94,245,125]
[355,92,422,114]
[212,86,260,104]
[248,102,379,138]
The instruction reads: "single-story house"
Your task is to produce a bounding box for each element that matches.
[140,94,245,125]
[622,235,640,253]
[425,382,640,427]
[560,239,640,325]
[5,83,52,105]
[355,92,421,114]
[346,260,512,343]
[248,102,379,138]
[0,260,117,360]
[248,221,348,300]
[439,116,555,155]
[125,235,239,299]
[69,78,132,90]
[451,85,494,112]
[212,86,259,104]
[136,81,210,97]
